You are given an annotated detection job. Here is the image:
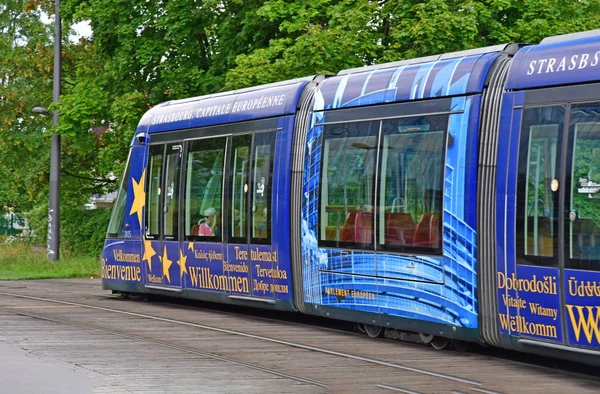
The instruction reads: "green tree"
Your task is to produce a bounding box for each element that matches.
[225,0,600,85]
[0,1,54,213]
[3,0,600,256]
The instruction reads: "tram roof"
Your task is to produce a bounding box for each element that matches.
[506,29,600,90]
[137,76,322,135]
[313,44,520,111]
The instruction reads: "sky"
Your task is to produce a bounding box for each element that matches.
[71,20,93,41]
[40,12,93,42]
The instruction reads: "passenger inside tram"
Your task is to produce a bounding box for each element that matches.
[193,207,218,236]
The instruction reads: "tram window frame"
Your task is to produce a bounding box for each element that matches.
[227,130,277,246]
[145,144,165,240]
[315,99,453,253]
[515,105,565,267]
[317,120,380,250]
[565,102,600,272]
[228,134,253,245]
[163,143,182,241]
[250,131,277,245]
[106,153,132,238]
[377,115,448,255]
[182,136,227,243]
[316,119,449,253]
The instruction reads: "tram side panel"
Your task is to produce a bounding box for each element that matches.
[101,143,147,293]
[152,116,295,308]
[495,31,600,364]
[268,115,296,305]
[298,54,497,341]
[223,115,296,306]
[102,78,317,309]
[495,88,600,354]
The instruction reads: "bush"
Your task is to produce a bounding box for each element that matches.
[61,207,112,256]
[27,204,48,243]
[27,204,112,257]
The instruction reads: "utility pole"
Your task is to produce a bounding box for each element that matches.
[48,0,61,261]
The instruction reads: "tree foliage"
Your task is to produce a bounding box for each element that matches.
[0,1,56,216]
[1,0,600,254]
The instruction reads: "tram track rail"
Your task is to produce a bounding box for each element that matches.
[0,290,482,387]
[11,308,328,389]
[135,293,600,384]
[0,282,598,393]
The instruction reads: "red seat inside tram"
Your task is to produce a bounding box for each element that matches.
[339,212,359,242]
[355,212,373,243]
[385,213,415,246]
[339,212,373,243]
[413,213,440,248]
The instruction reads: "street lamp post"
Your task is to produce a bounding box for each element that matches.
[34,1,62,261]
[32,0,61,261]
[48,0,61,261]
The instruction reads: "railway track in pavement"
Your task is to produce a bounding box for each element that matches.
[0,279,598,394]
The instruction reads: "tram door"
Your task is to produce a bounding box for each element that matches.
[564,104,600,271]
[515,102,600,347]
[562,103,600,349]
[227,132,277,301]
[145,143,183,289]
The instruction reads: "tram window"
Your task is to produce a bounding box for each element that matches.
[229,135,252,243]
[251,131,276,244]
[106,157,131,238]
[566,103,600,271]
[319,121,378,248]
[378,115,447,253]
[163,144,181,240]
[145,144,164,239]
[516,106,564,267]
[184,137,226,242]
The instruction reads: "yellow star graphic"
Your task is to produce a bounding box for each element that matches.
[129,169,146,227]
[178,248,188,279]
[160,246,173,283]
[143,238,156,271]
[187,242,194,252]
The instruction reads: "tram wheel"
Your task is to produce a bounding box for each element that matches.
[430,336,450,350]
[419,332,434,344]
[355,323,366,334]
[364,324,384,338]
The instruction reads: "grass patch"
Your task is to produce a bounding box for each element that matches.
[0,242,99,280]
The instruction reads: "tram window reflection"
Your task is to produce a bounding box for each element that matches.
[229,135,252,243]
[567,103,600,271]
[378,115,447,253]
[251,131,276,244]
[107,156,131,238]
[184,137,226,242]
[163,144,181,240]
[146,145,164,238]
[319,121,378,248]
[516,106,564,267]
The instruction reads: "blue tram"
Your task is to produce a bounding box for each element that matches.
[102,29,600,365]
